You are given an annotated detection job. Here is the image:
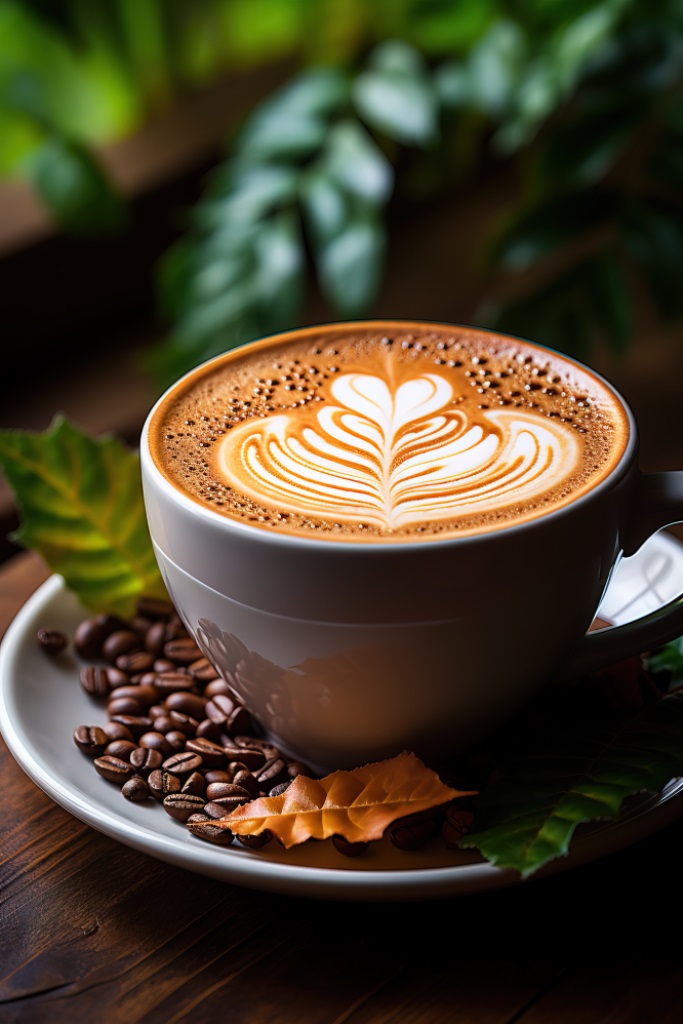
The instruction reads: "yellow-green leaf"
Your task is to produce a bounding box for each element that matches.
[0,415,166,618]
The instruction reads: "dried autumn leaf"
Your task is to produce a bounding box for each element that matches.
[188,751,474,849]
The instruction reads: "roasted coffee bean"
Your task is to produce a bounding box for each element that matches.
[163,637,203,665]
[150,714,175,734]
[105,667,131,690]
[196,719,221,743]
[204,769,232,785]
[153,659,177,673]
[130,614,153,637]
[187,819,234,845]
[130,746,163,774]
[73,725,108,756]
[234,735,279,757]
[226,760,251,778]
[441,805,475,847]
[116,650,155,675]
[287,761,311,779]
[219,743,264,771]
[185,737,226,768]
[149,704,165,719]
[166,614,189,639]
[203,678,233,698]
[237,831,272,850]
[188,657,219,682]
[122,776,151,802]
[268,782,291,797]
[102,629,143,664]
[112,683,159,707]
[332,835,369,858]
[137,596,175,620]
[187,812,208,824]
[74,614,126,660]
[165,731,189,752]
[148,769,181,800]
[94,755,136,783]
[154,672,196,695]
[388,810,439,851]
[166,710,199,737]
[232,769,260,798]
[164,692,206,719]
[144,621,167,657]
[104,739,137,760]
[79,666,111,698]
[107,695,144,717]
[101,721,134,743]
[163,793,206,822]
[224,706,255,736]
[204,693,235,725]
[253,757,287,790]
[109,714,153,738]
[182,771,206,797]
[205,782,252,802]
[37,627,68,655]
[163,751,203,775]
[138,670,160,685]
[138,731,175,757]
[204,794,249,813]
[204,800,239,819]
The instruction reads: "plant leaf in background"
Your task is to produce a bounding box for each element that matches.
[460,685,683,878]
[150,45,408,389]
[188,751,471,849]
[0,416,166,618]
[353,40,439,146]
[23,135,127,234]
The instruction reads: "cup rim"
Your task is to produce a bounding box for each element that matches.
[141,318,637,551]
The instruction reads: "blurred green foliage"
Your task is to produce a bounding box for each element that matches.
[1,0,682,379]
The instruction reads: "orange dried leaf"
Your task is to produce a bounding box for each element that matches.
[188,751,476,849]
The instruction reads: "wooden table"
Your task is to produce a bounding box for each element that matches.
[2,551,683,1024]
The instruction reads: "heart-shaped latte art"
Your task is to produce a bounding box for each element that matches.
[216,371,580,530]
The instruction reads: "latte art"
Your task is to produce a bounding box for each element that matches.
[217,371,580,530]
[151,322,629,539]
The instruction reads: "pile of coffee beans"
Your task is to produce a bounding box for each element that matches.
[42,597,475,857]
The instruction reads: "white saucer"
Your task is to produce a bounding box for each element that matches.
[2,531,683,902]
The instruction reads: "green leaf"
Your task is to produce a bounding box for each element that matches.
[199,164,299,228]
[434,61,470,108]
[353,42,438,146]
[0,417,166,618]
[0,0,128,140]
[253,211,305,331]
[465,20,527,117]
[316,216,385,317]
[460,688,683,878]
[322,120,394,204]
[23,135,126,234]
[236,67,350,163]
[406,0,497,53]
[300,169,349,248]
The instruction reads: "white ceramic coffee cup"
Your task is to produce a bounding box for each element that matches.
[140,322,683,772]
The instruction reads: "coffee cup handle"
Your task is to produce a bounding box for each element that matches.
[557,472,683,682]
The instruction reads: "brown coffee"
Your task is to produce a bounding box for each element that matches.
[149,322,630,540]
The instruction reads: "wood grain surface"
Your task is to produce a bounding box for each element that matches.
[2,551,683,1024]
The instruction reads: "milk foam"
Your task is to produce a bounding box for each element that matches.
[152,323,628,539]
[216,370,581,530]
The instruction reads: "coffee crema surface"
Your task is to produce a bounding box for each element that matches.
[151,323,630,540]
